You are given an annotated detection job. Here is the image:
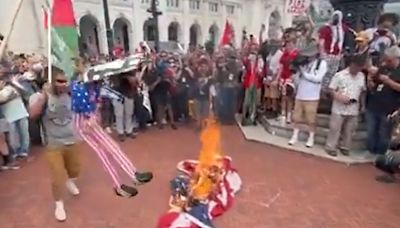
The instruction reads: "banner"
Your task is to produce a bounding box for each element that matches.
[287,0,311,15]
[83,53,144,82]
[44,0,79,79]
[51,26,76,79]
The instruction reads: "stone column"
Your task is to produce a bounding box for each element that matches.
[280,0,293,28]
[98,22,108,55]
[182,0,190,50]
[158,0,168,42]
[132,1,143,49]
[249,0,263,36]
[200,0,208,45]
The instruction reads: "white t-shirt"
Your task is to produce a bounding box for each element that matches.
[266,50,283,77]
[329,69,366,116]
[0,85,29,123]
[296,59,328,101]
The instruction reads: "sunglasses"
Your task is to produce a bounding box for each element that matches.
[55,79,68,84]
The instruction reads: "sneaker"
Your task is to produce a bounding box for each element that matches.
[286,112,292,123]
[326,149,337,157]
[277,115,286,125]
[115,184,138,198]
[135,171,153,184]
[375,174,397,183]
[305,137,314,148]
[126,132,137,139]
[339,148,350,156]
[19,153,28,158]
[1,160,20,170]
[288,136,297,146]
[105,127,113,134]
[15,153,28,161]
[65,179,80,196]
[118,134,125,142]
[54,201,66,222]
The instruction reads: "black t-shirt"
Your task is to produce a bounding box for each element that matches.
[367,66,400,115]
[194,74,213,100]
[142,69,158,86]
[176,68,192,93]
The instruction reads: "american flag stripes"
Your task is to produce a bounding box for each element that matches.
[73,113,138,188]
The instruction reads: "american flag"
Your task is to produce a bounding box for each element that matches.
[157,157,242,228]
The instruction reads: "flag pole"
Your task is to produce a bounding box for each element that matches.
[47,1,52,83]
[0,0,24,61]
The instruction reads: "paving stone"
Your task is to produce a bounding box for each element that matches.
[0,126,399,227]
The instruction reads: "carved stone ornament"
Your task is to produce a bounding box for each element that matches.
[330,0,387,31]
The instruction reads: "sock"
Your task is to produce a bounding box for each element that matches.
[309,132,315,139]
[292,129,299,138]
[289,128,299,144]
[55,201,64,208]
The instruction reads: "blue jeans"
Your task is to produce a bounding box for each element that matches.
[8,117,30,156]
[218,86,237,124]
[366,111,393,155]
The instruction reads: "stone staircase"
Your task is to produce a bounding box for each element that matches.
[258,113,367,151]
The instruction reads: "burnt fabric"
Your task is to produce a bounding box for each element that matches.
[157,156,242,228]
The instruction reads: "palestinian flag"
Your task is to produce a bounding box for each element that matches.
[219,20,234,47]
[44,0,79,79]
[83,53,144,82]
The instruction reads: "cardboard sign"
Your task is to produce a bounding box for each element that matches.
[287,0,311,15]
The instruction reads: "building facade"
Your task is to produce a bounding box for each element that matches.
[0,0,47,54]
[74,0,294,55]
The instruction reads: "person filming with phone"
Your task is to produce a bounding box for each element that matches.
[325,55,367,157]
[366,46,400,156]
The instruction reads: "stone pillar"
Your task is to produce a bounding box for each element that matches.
[250,0,263,36]
[330,0,388,31]
[158,0,168,42]
[182,0,190,50]
[132,2,143,49]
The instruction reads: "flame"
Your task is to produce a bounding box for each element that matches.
[190,118,223,200]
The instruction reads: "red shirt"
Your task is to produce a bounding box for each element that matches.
[113,46,124,58]
[279,48,298,81]
[319,24,348,55]
[242,57,262,89]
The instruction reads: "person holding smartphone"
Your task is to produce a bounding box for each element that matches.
[325,55,367,157]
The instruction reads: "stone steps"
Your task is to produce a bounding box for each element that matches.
[259,115,367,151]
[315,114,366,131]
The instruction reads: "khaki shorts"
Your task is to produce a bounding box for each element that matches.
[257,88,262,105]
[292,100,319,125]
[264,84,280,99]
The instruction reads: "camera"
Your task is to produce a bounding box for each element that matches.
[375,152,400,175]
[289,54,310,73]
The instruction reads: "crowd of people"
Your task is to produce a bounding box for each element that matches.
[259,11,400,159]
[1,10,400,179]
[0,51,47,170]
